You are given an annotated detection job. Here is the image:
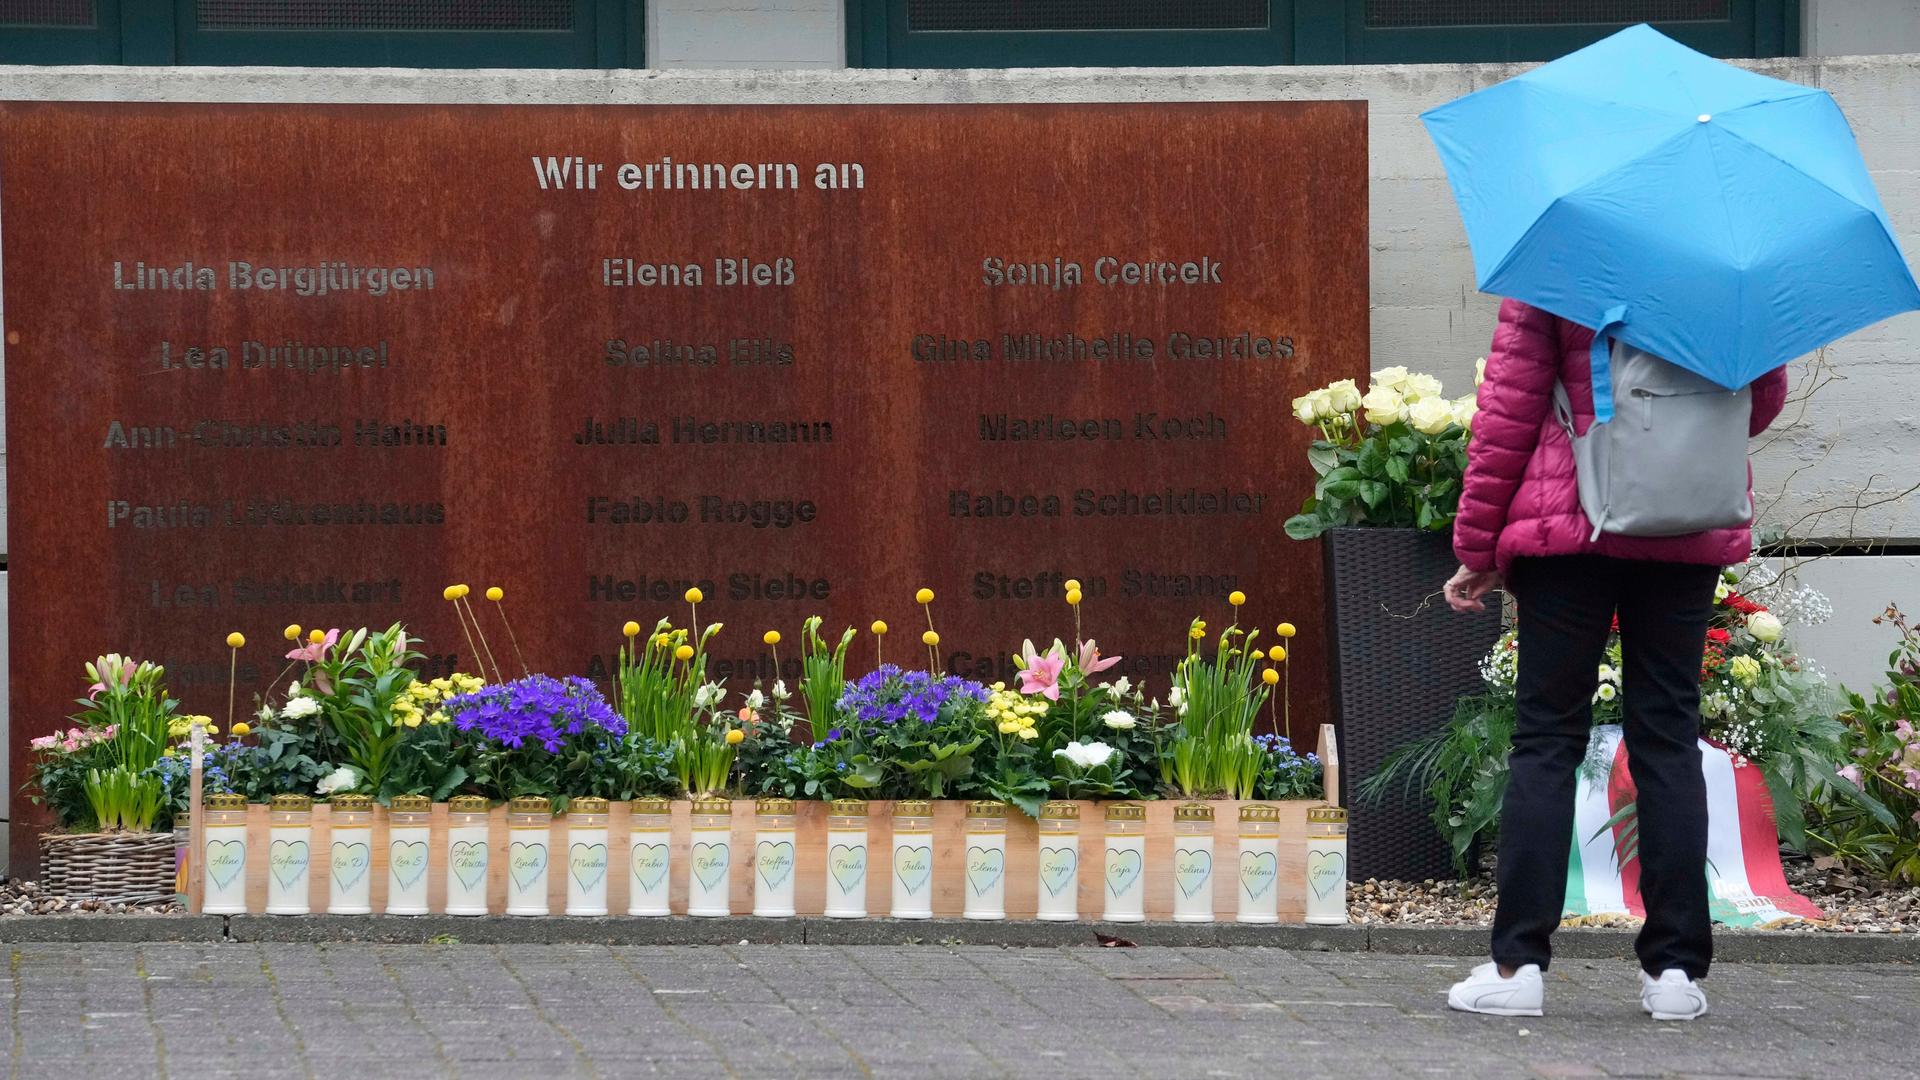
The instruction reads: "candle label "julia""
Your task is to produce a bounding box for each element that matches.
[893,845,931,896]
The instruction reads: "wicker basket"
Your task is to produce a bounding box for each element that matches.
[37,830,178,905]
[1324,527,1502,882]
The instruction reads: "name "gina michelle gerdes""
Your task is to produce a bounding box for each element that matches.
[981,256,1223,289]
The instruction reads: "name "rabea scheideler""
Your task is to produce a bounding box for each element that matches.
[981,256,1223,289]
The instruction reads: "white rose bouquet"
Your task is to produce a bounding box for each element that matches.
[1285,364,1477,540]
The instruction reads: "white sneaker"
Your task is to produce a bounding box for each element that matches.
[1447,961,1544,1017]
[1640,969,1709,1021]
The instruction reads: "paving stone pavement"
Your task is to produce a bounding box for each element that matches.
[3,943,1914,1079]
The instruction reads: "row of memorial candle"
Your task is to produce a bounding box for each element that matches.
[191,794,1347,923]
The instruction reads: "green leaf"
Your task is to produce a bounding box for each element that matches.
[1359,480,1389,510]
[1385,455,1411,484]
[1307,443,1340,477]
[1284,514,1326,541]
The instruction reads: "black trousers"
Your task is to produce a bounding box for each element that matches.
[1492,555,1718,980]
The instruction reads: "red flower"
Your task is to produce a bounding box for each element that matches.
[1724,593,1766,616]
[1707,628,1731,644]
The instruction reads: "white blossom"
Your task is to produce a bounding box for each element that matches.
[1052,741,1115,769]
[281,695,321,720]
[1101,710,1137,731]
[315,766,358,795]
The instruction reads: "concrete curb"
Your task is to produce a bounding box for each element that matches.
[1,915,1913,962]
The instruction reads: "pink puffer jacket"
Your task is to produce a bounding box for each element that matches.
[1453,299,1789,575]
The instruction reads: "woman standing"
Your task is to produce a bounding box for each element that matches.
[1441,298,1788,1021]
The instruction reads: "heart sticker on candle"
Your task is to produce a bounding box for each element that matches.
[756,840,794,890]
[1173,848,1213,899]
[269,840,309,891]
[1238,850,1277,901]
[1307,848,1347,900]
[569,843,608,891]
[630,843,669,893]
[1104,848,1143,897]
[893,844,932,896]
[389,840,429,890]
[828,844,867,895]
[205,840,245,890]
[964,846,1003,896]
[691,842,730,892]
[508,841,548,893]
[331,842,370,892]
[449,840,488,891]
[1038,845,1077,897]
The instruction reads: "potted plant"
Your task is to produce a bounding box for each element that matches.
[26,655,180,903]
[1283,366,1500,881]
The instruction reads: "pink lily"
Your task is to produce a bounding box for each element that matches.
[287,629,339,664]
[1077,640,1122,677]
[1018,641,1067,701]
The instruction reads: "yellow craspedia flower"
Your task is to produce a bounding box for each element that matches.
[1276,622,1298,638]
[675,644,695,662]
[916,588,934,605]
[623,621,641,638]
[309,628,326,644]
[1229,590,1247,608]
[726,728,745,746]
[486,586,504,602]
[1066,589,1083,606]
[283,624,302,642]
[922,630,940,646]
[763,630,781,646]
[455,584,471,599]
[443,585,459,601]
[1064,578,1082,593]
[225,631,246,649]
[1262,668,1280,686]
[871,620,888,635]
[685,587,704,604]
[1269,645,1287,663]
[229,721,251,738]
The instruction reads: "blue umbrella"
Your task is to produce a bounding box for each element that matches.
[1423,23,1920,421]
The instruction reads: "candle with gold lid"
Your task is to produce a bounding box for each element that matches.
[266,794,314,916]
[627,796,672,917]
[687,797,733,917]
[385,794,432,916]
[1172,802,1216,923]
[505,795,553,916]
[327,794,375,915]
[1304,807,1349,925]
[1035,801,1080,922]
[962,800,1008,921]
[1102,802,1146,923]
[890,799,934,920]
[201,793,249,915]
[564,796,610,917]
[823,799,869,919]
[753,797,797,918]
[445,795,492,916]
[1235,803,1283,923]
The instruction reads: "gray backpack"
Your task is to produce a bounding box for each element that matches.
[1553,342,1754,541]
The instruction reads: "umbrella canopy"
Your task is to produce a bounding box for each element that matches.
[1424,23,1920,419]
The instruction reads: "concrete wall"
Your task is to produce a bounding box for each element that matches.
[648,0,843,68]
[1805,0,1920,57]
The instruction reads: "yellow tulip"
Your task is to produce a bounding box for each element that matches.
[231,721,253,737]
[726,728,745,746]
[486,586,504,602]
[674,644,695,662]
[309,628,325,644]
[915,588,935,605]
[225,632,245,649]
[763,630,781,646]
[1262,668,1279,686]
[871,620,888,635]
[1066,589,1083,606]
[282,624,302,642]
[1276,622,1298,638]
[685,587,704,604]
[922,630,940,646]
[1229,590,1247,608]
[623,621,641,638]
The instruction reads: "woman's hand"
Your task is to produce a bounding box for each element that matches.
[1444,565,1501,613]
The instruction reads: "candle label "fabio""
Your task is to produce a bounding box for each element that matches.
[631,843,670,892]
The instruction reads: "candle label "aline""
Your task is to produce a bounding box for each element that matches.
[205,839,246,890]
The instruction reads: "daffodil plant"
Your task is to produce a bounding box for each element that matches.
[1167,620,1271,799]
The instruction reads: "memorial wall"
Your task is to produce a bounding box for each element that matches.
[2,101,1368,851]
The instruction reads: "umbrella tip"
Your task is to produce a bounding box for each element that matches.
[1698,113,1712,123]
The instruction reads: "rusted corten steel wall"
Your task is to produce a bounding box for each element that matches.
[1,101,1367,872]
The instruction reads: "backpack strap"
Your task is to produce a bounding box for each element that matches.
[1589,303,1628,424]
[1552,381,1578,439]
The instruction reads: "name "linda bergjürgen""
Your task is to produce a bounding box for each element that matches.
[111,260,435,297]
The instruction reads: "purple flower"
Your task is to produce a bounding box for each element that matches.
[442,674,624,754]
[837,665,988,729]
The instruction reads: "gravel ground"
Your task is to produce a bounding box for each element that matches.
[0,878,180,916]
[1347,856,1920,933]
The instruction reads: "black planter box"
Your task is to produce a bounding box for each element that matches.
[1323,527,1501,882]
